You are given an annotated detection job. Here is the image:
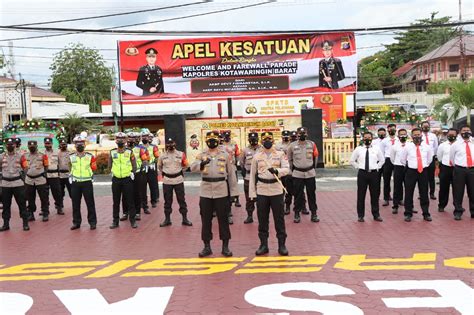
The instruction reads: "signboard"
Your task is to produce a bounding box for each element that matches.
[313,93,346,121]
[118,32,357,100]
[4,131,58,150]
[330,122,353,138]
[241,97,310,117]
[365,105,391,112]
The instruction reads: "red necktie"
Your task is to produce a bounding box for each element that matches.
[416,145,423,173]
[391,139,395,145]
[425,134,429,145]
[466,141,473,167]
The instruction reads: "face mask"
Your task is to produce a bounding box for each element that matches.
[461,132,472,139]
[45,145,52,150]
[399,136,407,143]
[166,144,176,151]
[142,139,149,144]
[6,145,14,152]
[299,134,307,141]
[422,127,430,132]
[412,136,422,144]
[290,137,297,142]
[249,139,258,146]
[60,145,67,151]
[263,140,273,149]
[76,145,85,152]
[388,130,396,136]
[224,136,230,142]
[117,142,125,148]
[28,147,37,153]
[378,134,386,139]
[448,136,457,142]
[282,137,289,142]
[364,139,372,146]
[207,139,218,149]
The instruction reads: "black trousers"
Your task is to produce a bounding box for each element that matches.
[256,193,287,242]
[392,165,406,208]
[356,170,381,218]
[427,157,436,196]
[25,183,49,215]
[404,168,430,217]
[71,180,97,226]
[383,157,394,201]
[163,183,188,215]
[293,177,317,213]
[438,164,454,209]
[143,168,159,209]
[2,186,28,221]
[60,177,72,199]
[243,180,256,214]
[452,166,474,217]
[134,172,146,214]
[199,196,231,241]
[47,177,63,209]
[281,175,292,209]
[112,177,135,223]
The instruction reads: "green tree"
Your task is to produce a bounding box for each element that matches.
[50,43,113,112]
[61,113,98,143]
[358,54,395,91]
[434,80,474,126]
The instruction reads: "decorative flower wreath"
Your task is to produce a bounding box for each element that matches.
[4,123,18,132]
[407,112,421,124]
[385,109,402,122]
[23,120,43,130]
[336,118,348,124]
[365,113,382,125]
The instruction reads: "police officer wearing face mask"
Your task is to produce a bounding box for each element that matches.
[58,138,71,212]
[69,136,98,230]
[157,138,192,227]
[276,130,292,215]
[239,132,261,224]
[24,140,50,222]
[44,137,63,215]
[350,132,385,222]
[389,129,408,214]
[372,128,386,151]
[249,132,290,256]
[142,132,160,212]
[0,138,30,231]
[109,132,137,229]
[399,128,434,222]
[436,128,458,213]
[287,127,319,223]
[222,130,241,220]
[191,131,238,258]
[420,121,439,200]
[449,125,474,220]
[380,124,399,206]
[131,133,150,221]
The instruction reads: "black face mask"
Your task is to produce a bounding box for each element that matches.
[28,147,37,153]
[207,139,218,149]
[422,127,430,132]
[461,132,472,139]
[412,136,422,145]
[263,140,273,149]
[117,142,125,148]
[76,145,85,152]
[399,136,407,143]
[282,137,290,142]
[166,144,176,151]
[448,136,457,142]
[249,139,258,146]
[388,130,396,136]
[142,139,149,144]
[378,134,386,139]
[60,145,67,151]
[6,145,14,152]
[224,136,230,142]
[299,134,307,141]
[290,137,297,142]
[364,139,372,146]
[45,145,52,151]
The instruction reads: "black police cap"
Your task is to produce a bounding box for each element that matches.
[166,137,175,144]
[248,132,258,138]
[282,130,290,136]
[44,137,53,143]
[28,140,37,146]
[145,48,158,56]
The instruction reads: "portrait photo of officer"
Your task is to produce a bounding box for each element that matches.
[136,48,164,96]
[318,40,345,89]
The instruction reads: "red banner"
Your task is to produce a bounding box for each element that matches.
[118,32,356,100]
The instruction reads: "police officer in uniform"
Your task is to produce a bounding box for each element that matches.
[222,130,241,214]
[136,48,164,96]
[0,138,30,231]
[109,132,138,229]
[44,137,63,215]
[131,133,150,220]
[239,132,261,224]
[319,40,345,89]
[436,128,458,212]
[158,137,192,227]
[120,132,137,221]
[249,132,290,256]
[191,131,238,258]
[276,130,292,214]
[142,132,160,211]
[389,129,408,214]
[58,138,71,211]
[70,136,98,230]
[287,127,319,223]
[380,124,399,206]
[421,121,439,200]
[24,140,49,222]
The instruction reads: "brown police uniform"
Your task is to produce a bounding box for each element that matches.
[45,147,63,212]
[276,139,293,213]
[58,148,71,204]
[239,144,261,219]
[24,151,50,219]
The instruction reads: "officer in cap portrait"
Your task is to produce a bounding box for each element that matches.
[319,40,345,89]
[239,132,261,223]
[136,47,165,96]
[158,137,192,227]
[249,131,290,256]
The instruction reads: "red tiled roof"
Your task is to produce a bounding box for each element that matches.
[31,86,64,99]
[0,76,17,83]
[392,60,415,77]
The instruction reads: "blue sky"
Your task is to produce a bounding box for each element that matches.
[0,0,471,87]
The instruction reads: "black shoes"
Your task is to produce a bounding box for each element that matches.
[294,212,301,223]
[284,205,290,215]
[28,212,35,222]
[358,217,364,222]
[302,208,310,215]
[438,207,445,212]
[221,240,232,257]
[160,218,172,227]
[374,216,383,222]
[311,213,320,222]
[42,215,49,222]
[278,241,289,256]
[90,225,96,230]
[430,194,437,200]
[151,202,157,208]
[0,224,10,231]
[23,221,30,231]
[135,214,141,221]
[234,198,241,208]
[423,215,432,222]
[131,220,138,229]
[120,214,128,221]
[109,222,119,229]
[454,214,462,221]
[244,216,253,224]
[382,200,389,206]
[57,208,65,215]
[404,216,412,222]
[182,217,193,226]
[392,207,398,214]
[70,224,80,230]
[199,242,212,258]
[255,243,269,255]
[144,209,151,214]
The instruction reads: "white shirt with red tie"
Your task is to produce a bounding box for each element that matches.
[390,142,408,166]
[399,142,434,170]
[449,137,474,168]
[436,141,455,167]
[381,136,399,158]
[422,131,439,156]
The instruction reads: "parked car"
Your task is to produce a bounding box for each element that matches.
[406,104,429,116]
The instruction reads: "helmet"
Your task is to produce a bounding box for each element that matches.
[115,132,127,139]
[73,136,85,143]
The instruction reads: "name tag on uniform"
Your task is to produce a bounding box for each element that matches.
[112,153,118,159]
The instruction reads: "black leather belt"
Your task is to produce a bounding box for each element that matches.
[59,170,69,173]
[455,165,474,169]
[47,170,59,173]
[27,173,45,179]
[3,176,22,181]
[293,166,314,172]
[360,169,378,173]
[202,177,226,182]
[257,177,278,184]
[163,171,183,178]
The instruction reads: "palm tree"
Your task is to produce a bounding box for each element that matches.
[61,113,97,143]
[435,80,474,126]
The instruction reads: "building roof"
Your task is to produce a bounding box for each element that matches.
[414,35,474,64]
[0,76,17,84]
[392,61,415,77]
[31,86,65,100]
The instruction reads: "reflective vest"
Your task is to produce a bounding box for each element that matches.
[70,153,93,182]
[110,149,133,178]
[132,147,143,169]
[147,145,157,163]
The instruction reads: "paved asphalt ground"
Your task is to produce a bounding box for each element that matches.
[1,170,473,314]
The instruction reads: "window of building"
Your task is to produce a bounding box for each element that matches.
[9,114,21,122]
[449,64,460,72]
[424,66,427,75]
[430,64,434,73]
[438,63,441,72]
